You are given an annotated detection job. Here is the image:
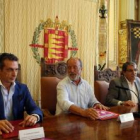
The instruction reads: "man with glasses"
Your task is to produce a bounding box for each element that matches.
[106,62,140,106]
[0,53,43,135]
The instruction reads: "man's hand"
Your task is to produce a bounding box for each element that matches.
[19,115,38,127]
[0,120,14,135]
[123,100,136,107]
[93,103,109,110]
[83,108,99,120]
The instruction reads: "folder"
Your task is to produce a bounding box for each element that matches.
[95,109,119,120]
[2,120,39,139]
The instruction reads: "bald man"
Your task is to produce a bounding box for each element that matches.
[56,57,108,120]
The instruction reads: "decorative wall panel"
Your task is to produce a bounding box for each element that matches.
[119,20,140,72]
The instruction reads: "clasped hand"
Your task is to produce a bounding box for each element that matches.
[123,100,136,107]
[0,115,37,135]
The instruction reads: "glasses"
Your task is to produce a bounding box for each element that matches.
[126,69,138,72]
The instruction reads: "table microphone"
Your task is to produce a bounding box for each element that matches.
[116,85,140,118]
[115,86,138,99]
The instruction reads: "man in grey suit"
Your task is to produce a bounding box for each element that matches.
[106,62,140,106]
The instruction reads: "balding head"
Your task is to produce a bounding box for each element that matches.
[67,57,82,68]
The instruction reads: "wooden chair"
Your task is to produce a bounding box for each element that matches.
[94,66,120,105]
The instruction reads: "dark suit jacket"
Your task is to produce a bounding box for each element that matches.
[105,76,140,106]
[0,82,43,122]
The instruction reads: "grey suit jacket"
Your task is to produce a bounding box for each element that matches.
[105,76,140,106]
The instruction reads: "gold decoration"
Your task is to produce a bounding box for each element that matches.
[119,25,127,67]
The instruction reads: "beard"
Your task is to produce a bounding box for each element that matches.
[69,73,80,81]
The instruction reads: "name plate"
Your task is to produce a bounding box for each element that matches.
[19,127,45,140]
[120,121,134,129]
[119,113,134,123]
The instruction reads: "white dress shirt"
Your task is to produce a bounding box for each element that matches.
[55,77,99,115]
[0,81,15,120]
[126,78,138,103]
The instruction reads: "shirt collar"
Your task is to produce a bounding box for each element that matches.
[68,76,83,85]
[0,81,16,89]
[124,76,136,85]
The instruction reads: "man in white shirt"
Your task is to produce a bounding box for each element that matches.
[56,57,108,120]
[0,53,43,135]
[106,61,140,106]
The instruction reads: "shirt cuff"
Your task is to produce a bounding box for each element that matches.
[64,102,74,111]
[31,114,40,122]
[92,101,100,107]
[118,101,123,105]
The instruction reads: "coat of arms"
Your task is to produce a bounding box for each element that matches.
[30,16,78,65]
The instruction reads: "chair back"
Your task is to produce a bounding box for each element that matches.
[41,77,61,115]
[94,66,120,83]
[41,58,67,79]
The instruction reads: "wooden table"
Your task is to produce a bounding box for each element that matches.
[1,105,140,140]
[41,105,140,140]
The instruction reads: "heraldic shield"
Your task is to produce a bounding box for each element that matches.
[30,16,78,78]
[44,28,68,64]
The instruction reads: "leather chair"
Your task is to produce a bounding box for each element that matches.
[94,81,109,105]
[94,66,120,105]
[41,77,61,117]
[40,58,67,117]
